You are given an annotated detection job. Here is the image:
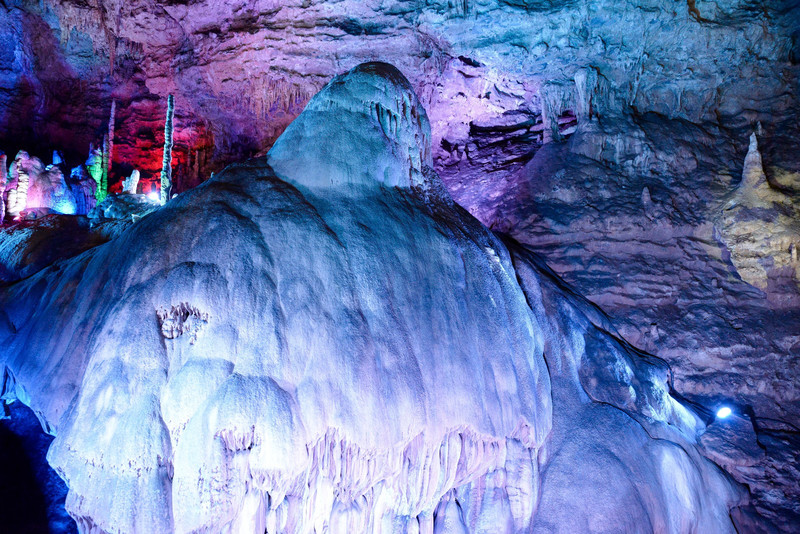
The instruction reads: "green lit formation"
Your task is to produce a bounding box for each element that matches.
[160,94,175,204]
[88,144,103,200]
[102,100,116,202]
[94,101,116,202]
[99,134,109,201]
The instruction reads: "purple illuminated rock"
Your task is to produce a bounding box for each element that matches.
[5,151,37,219]
[27,164,77,215]
[2,152,78,217]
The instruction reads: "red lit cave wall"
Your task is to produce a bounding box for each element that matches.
[109,99,215,196]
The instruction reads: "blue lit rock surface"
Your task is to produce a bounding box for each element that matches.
[0,401,77,533]
[0,63,747,533]
[0,215,106,283]
[2,0,799,529]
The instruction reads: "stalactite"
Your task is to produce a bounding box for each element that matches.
[160,94,175,204]
[540,82,572,144]
[574,67,599,122]
[257,77,310,120]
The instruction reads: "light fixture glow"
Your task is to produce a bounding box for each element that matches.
[716,407,732,419]
[147,191,160,202]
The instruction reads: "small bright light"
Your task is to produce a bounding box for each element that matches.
[147,192,160,202]
[716,407,732,419]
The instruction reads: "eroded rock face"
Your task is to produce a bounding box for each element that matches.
[0,64,744,533]
[488,132,800,530]
[2,1,797,186]
[716,131,800,291]
[0,215,106,283]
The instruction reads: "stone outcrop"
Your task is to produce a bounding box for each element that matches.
[27,164,77,215]
[0,63,746,533]
[716,131,800,291]
[5,151,36,219]
[122,169,140,195]
[0,0,798,529]
[67,165,98,216]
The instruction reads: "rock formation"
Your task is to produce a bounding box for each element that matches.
[100,99,116,203]
[716,131,800,291]
[27,164,77,215]
[0,215,107,284]
[0,0,798,529]
[5,151,37,220]
[0,153,6,225]
[0,62,748,534]
[122,170,140,195]
[161,94,175,204]
[88,192,159,223]
[86,145,104,201]
[67,165,98,216]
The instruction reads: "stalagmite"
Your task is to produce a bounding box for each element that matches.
[0,62,744,534]
[98,100,116,202]
[68,165,98,215]
[740,131,768,195]
[0,153,6,225]
[5,151,34,219]
[99,134,109,202]
[160,94,175,204]
[193,149,200,183]
[122,169,140,194]
[715,129,800,290]
[86,143,103,200]
[0,1,798,529]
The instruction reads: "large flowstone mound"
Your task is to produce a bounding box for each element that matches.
[0,63,743,533]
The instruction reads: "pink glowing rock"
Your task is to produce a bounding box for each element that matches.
[5,151,37,219]
[26,164,77,215]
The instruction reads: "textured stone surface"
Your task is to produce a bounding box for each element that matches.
[485,135,800,528]
[0,63,745,533]
[2,1,797,187]
[0,215,107,283]
[1,0,799,530]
